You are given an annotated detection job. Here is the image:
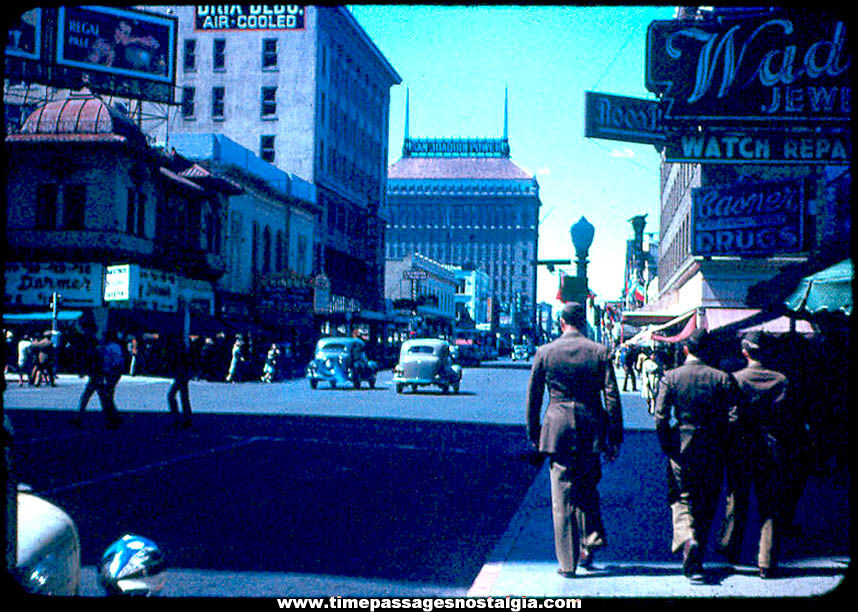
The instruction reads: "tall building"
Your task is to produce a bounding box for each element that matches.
[384,91,541,334]
[148,5,401,315]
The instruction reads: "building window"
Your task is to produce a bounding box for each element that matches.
[262,38,277,68]
[126,188,136,234]
[252,221,259,274]
[137,192,146,237]
[261,86,277,117]
[63,184,86,230]
[262,226,272,274]
[212,86,225,118]
[35,184,58,230]
[260,135,275,162]
[213,39,225,70]
[181,87,195,118]
[183,39,196,70]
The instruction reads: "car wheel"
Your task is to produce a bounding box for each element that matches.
[440,385,449,394]
[411,384,418,393]
[331,380,337,389]
[353,378,361,389]
[310,379,318,389]
[369,378,376,389]
[453,382,460,394]
[396,383,404,393]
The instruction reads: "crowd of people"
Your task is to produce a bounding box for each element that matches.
[529,302,847,583]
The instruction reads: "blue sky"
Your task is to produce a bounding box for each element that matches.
[348,5,675,307]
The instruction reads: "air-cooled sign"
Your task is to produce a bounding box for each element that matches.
[692,179,804,257]
[195,5,305,31]
[646,12,850,124]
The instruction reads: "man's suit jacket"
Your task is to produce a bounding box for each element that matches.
[526,329,622,457]
[654,356,738,462]
[730,363,793,460]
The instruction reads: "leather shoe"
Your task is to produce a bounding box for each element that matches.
[682,539,701,576]
[579,547,595,569]
[557,568,576,578]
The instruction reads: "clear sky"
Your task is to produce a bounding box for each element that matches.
[348,4,675,309]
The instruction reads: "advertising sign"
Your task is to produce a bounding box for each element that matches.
[5,262,103,307]
[136,267,178,312]
[54,6,176,103]
[5,8,41,60]
[646,11,850,124]
[692,179,804,257]
[194,5,306,31]
[104,264,139,301]
[664,128,851,164]
[403,138,509,158]
[584,91,665,145]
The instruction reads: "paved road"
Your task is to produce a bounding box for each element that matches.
[4,362,849,598]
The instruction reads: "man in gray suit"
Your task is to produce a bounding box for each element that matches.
[526,302,623,577]
[654,327,739,582]
[717,331,793,578]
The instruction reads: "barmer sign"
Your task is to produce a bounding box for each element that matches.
[692,179,804,257]
[646,11,850,124]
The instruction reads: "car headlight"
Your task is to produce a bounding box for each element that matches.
[99,534,166,597]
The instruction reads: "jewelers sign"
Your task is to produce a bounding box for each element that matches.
[646,11,850,124]
[692,179,804,257]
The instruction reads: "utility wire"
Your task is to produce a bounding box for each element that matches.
[591,28,636,91]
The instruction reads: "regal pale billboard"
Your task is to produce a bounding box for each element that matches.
[691,179,805,257]
[646,10,850,125]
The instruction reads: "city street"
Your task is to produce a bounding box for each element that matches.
[4,361,850,597]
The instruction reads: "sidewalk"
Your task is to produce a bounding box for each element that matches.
[468,462,849,598]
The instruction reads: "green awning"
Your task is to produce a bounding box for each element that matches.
[784,259,853,317]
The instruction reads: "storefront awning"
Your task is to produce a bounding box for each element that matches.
[652,310,698,344]
[3,310,83,323]
[625,309,696,346]
[784,258,852,317]
[705,308,761,331]
[621,310,688,327]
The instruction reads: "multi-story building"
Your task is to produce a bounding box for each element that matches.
[147,5,401,320]
[4,91,237,348]
[384,94,541,335]
[447,265,491,327]
[384,252,458,337]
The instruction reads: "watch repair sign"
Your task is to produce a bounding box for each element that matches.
[692,179,805,257]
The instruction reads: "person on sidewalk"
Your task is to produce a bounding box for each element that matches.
[654,327,739,583]
[166,334,194,428]
[640,350,664,415]
[98,331,126,428]
[526,302,623,578]
[622,344,637,392]
[716,331,795,579]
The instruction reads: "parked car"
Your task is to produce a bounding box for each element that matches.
[306,337,378,389]
[393,338,462,394]
[15,486,81,595]
[451,342,482,366]
[511,344,530,361]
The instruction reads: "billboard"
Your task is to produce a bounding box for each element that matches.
[646,11,850,125]
[691,179,805,258]
[4,6,177,104]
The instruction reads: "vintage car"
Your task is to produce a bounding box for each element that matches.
[15,486,82,595]
[306,337,378,389]
[393,338,462,394]
[511,344,530,361]
[451,342,482,367]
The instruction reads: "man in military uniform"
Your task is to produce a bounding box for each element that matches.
[654,327,739,582]
[717,331,794,578]
[526,302,623,577]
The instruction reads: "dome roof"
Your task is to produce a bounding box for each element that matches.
[18,90,147,148]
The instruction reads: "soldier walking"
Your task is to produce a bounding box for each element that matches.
[654,327,739,582]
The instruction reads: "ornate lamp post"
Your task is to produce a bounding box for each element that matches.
[570,216,595,286]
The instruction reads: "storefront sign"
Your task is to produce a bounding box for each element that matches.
[104,264,139,301]
[194,5,305,31]
[136,268,178,312]
[5,262,103,307]
[584,91,664,145]
[403,138,509,158]
[692,179,804,257]
[646,12,850,124]
[664,129,850,164]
